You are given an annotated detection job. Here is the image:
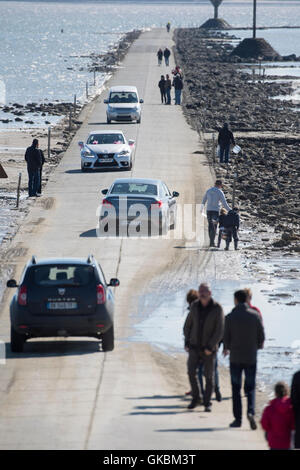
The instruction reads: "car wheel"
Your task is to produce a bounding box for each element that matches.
[137,116,141,124]
[107,117,111,124]
[102,325,114,352]
[10,326,26,353]
[81,167,88,172]
[127,160,132,171]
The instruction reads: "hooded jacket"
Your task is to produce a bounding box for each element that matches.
[261,397,295,449]
[223,210,240,229]
[218,126,235,147]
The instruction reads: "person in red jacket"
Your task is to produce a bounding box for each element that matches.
[261,381,295,450]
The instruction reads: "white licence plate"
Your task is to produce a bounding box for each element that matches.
[47,302,78,310]
[99,158,113,162]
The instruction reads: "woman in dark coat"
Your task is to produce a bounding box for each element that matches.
[158,75,166,104]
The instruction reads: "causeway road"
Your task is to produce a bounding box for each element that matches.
[0,29,266,450]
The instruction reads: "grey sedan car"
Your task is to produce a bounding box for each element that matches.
[99,178,179,236]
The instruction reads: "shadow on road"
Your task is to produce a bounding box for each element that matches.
[156,427,230,432]
[80,228,98,238]
[126,395,184,400]
[5,340,101,358]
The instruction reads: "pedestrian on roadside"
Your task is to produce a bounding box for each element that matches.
[165,74,172,105]
[172,65,182,78]
[223,207,240,251]
[261,381,295,450]
[291,369,300,449]
[24,138,43,197]
[166,22,171,33]
[217,208,228,249]
[201,180,231,247]
[172,73,183,105]
[37,147,45,195]
[157,48,163,66]
[223,290,265,430]
[158,75,167,104]
[218,123,235,164]
[184,283,224,412]
[244,288,263,323]
[163,47,171,66]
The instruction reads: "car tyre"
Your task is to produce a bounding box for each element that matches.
[107,116,111,124]
[11,326,26,353]
[102,325,114,352]
[137,116,141,124]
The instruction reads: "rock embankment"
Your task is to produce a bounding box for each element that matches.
[174,28,300,251]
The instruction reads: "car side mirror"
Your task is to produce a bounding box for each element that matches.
[101,189,108,195]
[139,99,144,104]
[172,191,179,198]
[78,141,84,148]
[104,99,108,104]
[108,278,120,287]
[7,279,18,288]
[128,140,135,146]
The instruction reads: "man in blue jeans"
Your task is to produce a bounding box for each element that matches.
[218,122,235,164]
[172,73,183,105]
[223,290,265,430]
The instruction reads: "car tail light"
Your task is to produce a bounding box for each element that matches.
[18,286,27,306]
[102,199,113,206]
[96,284,106,304]
[151,200,162,208]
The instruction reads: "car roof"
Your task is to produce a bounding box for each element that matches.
[88,130,124,136]
[108,86,138,93]
[110,178,161,186]
[27,257,97,267]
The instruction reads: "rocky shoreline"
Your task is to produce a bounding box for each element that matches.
[174,28,300,252]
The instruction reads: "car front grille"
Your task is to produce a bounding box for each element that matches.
[97,153,115,158]
[94,160,119,168]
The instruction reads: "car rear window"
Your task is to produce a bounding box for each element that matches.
[109,92,138,104]
[110,183,157,195]
[87,134,125,145]
[31,265,95,287]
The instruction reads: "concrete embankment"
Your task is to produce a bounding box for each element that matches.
[0,28,267,450]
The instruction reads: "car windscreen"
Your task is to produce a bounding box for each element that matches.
[110,183,158,195]
[31,265,95,287]
[87,134,125,145]
[109,92,138,104]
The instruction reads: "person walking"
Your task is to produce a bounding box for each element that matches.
[158,75,167,104]
[217,208,228,249]
[157,48,163,66]
[165,74,172,105]
[223,207,240,251]
[163,47,171,66]
[201,180,231,247]
[184,283,224,412]
[261,381,295,450]
[37,146,45,195]
[166,22,171,33]
[291,369,300,449]
[24,138,43,197]
[223,290,265,430]
[172,73,183,105]
[218,123,235,164]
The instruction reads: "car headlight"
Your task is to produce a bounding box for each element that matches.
[83,151,93,158]
[108,105,115,112]
[119,150,129,156]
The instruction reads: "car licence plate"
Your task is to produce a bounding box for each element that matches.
[47,302,77,310]
[99,158,113,162]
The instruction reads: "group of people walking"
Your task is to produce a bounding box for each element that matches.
[157,47,171,67]
[183,284,300,449]
[157,50,184,106]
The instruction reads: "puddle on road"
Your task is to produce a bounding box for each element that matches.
[130,255,300,396]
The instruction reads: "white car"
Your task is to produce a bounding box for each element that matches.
[78,130,135,171]
[104,86,143,123]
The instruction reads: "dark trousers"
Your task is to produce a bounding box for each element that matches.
[219,145,230,163]
[198,353,220,396]
[160,90,166,104]
[166,88,171,104]
[207,211,219,245]
[294,414,300,449]
[38,167,43,194]
[188,349,216,407]
[226,227,239,249]
[230,362,256,423]
[28,169,40,197]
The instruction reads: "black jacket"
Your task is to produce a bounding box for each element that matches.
[158,79,166,91]
[218,127,235,147]
[224,303,265,365]
[25,146,43,172]
[291,370,300,416]
[223,210,239,229]
[172,75,183,90]
[163,48,171,58]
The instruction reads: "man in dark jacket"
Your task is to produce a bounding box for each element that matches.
[163,47,171,66]
[172,74,183,105]
[291,369,300,449]
[184,283,224,412]
[223,207,240,251]
[223,290,265,430]
[158,75,166,104]
[24,138,43,197]
[218,123,235,164]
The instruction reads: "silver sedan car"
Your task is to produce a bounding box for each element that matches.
[99,178,179,236]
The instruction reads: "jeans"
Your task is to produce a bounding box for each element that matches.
[207,210,219,245]
[160,90,166,103]
[164,57,169,66]
[198,353,220,396]
[28,169,40,197]
[175,89,182,105]
[187,349,216,407]
[226,227,239,249]
[166,88,171,104]
[220,145,230,163]
[230,362,257,423]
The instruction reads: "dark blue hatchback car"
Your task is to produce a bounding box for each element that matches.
[6,255,119,352]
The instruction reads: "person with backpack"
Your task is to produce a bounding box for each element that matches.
[172,73,183,105]
[261,381,295,450]
[223,207,240,251]
[218,123,235,164]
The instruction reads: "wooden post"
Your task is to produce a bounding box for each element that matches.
[232,171,238,207]
[74,94,77,115]
[69,108,72,131]
[212,133,216,164]
[93,70,96,86]
[16,172,22,208]
[253,0,257,39]
[47,126,51,160]
[86,81,89,99]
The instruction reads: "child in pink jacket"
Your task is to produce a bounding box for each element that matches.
[261,381,295,450]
